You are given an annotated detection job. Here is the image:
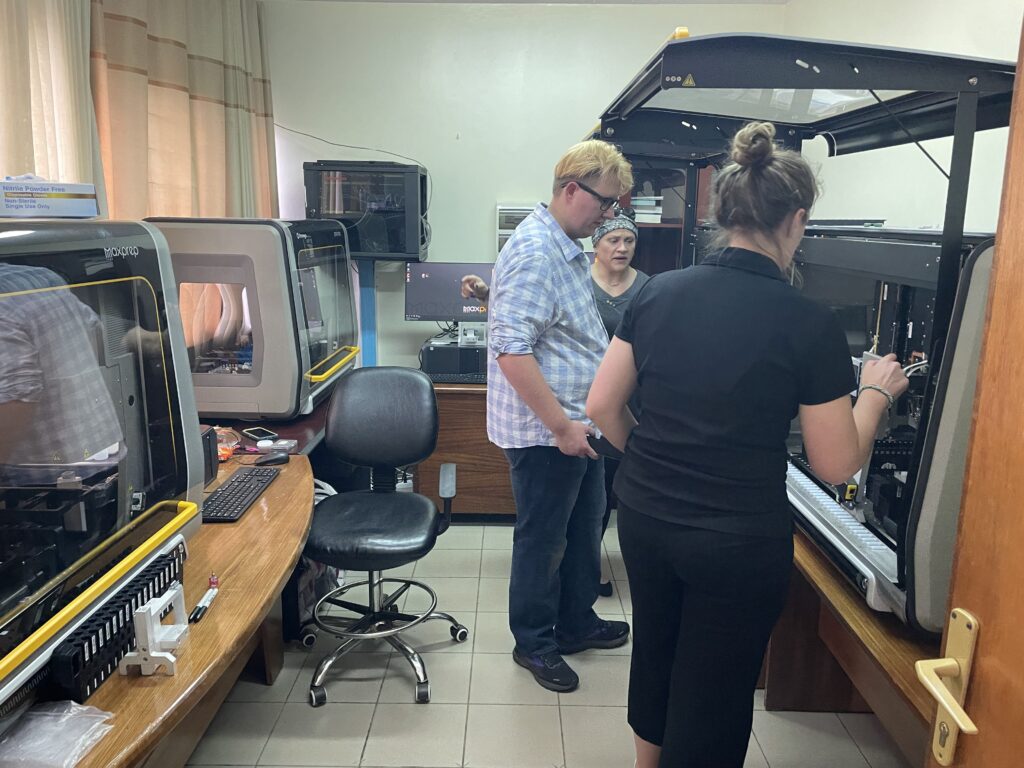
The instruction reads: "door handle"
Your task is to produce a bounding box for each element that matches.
[915,608,979,766]
[915,658,978,733]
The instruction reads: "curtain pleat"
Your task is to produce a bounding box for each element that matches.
[1,0,102,207]
[89,0,278,219]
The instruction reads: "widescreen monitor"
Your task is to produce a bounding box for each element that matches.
[405,262,494,322]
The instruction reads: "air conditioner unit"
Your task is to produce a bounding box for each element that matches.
[496,205,533,254]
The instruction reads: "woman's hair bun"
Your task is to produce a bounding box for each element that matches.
[730,121,776,168]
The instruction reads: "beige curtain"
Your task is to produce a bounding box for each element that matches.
[90,0,278,219]
[0,0,106,208]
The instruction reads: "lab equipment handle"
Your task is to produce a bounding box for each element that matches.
[304,346,359,383]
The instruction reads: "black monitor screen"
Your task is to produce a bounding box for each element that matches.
[405,262,494,322]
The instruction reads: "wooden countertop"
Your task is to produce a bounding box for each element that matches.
[792,529,937,721]
[215,398,330,455]
[80,457,314,767]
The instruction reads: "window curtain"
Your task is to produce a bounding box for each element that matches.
[0,0,106,209]
[89,0,278,219]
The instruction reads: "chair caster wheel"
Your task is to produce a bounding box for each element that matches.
[415,681,431,703]
[450,624,469,643]
[309,686,327,707]
[299,621,318,648]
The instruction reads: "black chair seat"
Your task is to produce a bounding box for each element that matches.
[306,490,441,572]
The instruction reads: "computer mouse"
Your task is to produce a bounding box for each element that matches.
[255,451,290,466]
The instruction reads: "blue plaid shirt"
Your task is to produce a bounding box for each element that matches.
[487,203,608,448]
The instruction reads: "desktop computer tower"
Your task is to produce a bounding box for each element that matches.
[420,338,487,377]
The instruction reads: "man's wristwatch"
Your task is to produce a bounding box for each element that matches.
[858,384,895,409]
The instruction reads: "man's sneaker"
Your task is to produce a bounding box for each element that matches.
[512,648,580,692]
[556,619,630,654]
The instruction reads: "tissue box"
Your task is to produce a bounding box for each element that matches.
[1,180,99,218]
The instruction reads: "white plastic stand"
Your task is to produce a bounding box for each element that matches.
[458,322,487,347]
[118,582,189,676]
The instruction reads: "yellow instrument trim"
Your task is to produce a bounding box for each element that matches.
[304,345,359,383]
[0,500,198,682]
[296,243,345,256]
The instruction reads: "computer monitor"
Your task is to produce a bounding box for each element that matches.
[405,262,494,322]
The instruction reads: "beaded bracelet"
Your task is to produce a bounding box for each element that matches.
[858,384,895,409]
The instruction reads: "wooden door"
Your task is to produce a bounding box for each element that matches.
[923,22,1024,768]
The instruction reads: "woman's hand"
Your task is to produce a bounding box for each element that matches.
[860,353,909,399]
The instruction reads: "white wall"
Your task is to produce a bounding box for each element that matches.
[264,0,1022,367]
[263,1,786,366]
[782,0,1023,231]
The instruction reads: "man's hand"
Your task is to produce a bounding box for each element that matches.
[554,420,599,459]
[460,274,490,302]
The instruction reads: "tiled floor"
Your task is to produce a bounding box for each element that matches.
[188,522,910,768]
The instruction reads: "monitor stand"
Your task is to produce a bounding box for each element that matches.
[458,322,487,348]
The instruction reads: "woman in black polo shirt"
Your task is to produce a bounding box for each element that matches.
[586,121,908,768]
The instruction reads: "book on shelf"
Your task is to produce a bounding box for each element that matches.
[635,212,663,223]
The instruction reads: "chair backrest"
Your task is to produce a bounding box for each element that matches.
[324,366,438,469]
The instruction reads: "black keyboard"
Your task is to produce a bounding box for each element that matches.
[427,372,486,384]
[202,466,280,523]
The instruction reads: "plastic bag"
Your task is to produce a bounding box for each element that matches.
[0,701,112,767]
[296,556,345,622]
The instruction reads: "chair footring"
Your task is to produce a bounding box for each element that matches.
[307,577,470,705]
[314,577,438,640]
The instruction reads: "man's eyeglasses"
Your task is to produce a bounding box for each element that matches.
[562,179,618,212]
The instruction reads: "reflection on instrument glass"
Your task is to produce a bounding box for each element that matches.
[181,281,255,376]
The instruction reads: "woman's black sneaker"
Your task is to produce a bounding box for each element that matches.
[556,619,630,654]
[597,581,614,597]
[512,648,579,692]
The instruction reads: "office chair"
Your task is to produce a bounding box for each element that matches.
[303,366,467,706]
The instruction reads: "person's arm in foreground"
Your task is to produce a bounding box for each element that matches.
[799,353,909,484]
[586,336,638,452]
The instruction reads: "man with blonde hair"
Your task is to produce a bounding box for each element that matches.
[487,140,633,691]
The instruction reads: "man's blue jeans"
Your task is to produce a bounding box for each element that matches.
[503,446,605,655]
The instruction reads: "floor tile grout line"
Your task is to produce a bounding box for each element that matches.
[461,647,477,767]
[749,723,769,768]
[251,698,288,767]
[358,684,382,767]
[836,712,880,768]
[557,696,569,768]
